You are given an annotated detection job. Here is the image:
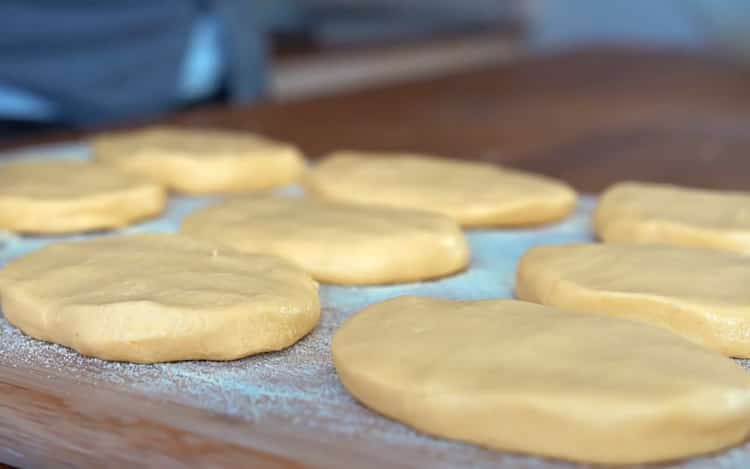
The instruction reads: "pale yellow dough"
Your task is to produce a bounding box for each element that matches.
[0,233,320,363]
[517,243,750,357]
[0,160,166,234]
[332,296,750,464]
[92,126,305,194]
[182,196,470,284]
[595,182,750,254]
[305,152,577,227]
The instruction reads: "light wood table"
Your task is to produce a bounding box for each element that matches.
[2,48,750,468]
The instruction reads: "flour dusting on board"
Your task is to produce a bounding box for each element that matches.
[1,144,750,469]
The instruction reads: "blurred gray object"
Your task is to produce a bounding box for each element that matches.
[0,0,267,127]
[524,0,750,59]
[686,0,750,59]
[286,0,521,46]
[268,0,522,99]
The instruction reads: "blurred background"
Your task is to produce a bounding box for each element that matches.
[2,0,750,138]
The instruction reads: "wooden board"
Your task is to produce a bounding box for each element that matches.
[3,49,750,468]
[1,181,747,469]
[0,144,601,468]
[5,49,750,194]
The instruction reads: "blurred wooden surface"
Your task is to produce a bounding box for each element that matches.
[2,47,750,468]
[174,47,750,192]
[4,48,750,192]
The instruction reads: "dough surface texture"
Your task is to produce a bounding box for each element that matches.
[517,243,750,357]
[595,182,750,254]
[0,233,320,363]
[182,196,470,284]
[305,152,577,227]
[92,126,305,194]
[332,296,750,464]
[0,160,166,234]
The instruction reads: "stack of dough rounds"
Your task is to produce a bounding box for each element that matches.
[0,160,166,234]
[516,243,750,357]
[0,233,320,363]
[92,126,305,194]
[305,151,577,227]
[595,182,750,254]
[182,196,470,284]
[332,296,750,464]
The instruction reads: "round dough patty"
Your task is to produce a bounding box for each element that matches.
[0,160,166,234]
[0,233,320,363]
[305,152,577,227]
[182,196,470,284]
[516,243,750,357]
[92,126,305,194]
[333,296,750,464]
[595,182,750,254]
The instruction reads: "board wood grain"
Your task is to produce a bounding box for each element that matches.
[2,48,750,468]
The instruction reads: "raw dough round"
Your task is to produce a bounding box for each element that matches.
[0,233,320,363]
[92,126,305,194]
[516,243,750,357]
[595,182,750,254]
[332,296,750,464]
[0,160,166,234]
[182,196,470,284]
[305,152,577,227]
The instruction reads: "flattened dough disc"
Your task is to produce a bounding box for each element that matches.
[0,233,320,363]
[305,152,577,227]
[517,243,750,357]
[332,296,750,464]
[595,182,750,254]
[0,160,166,234]
[92,126,305,194]
[182,196,470,284]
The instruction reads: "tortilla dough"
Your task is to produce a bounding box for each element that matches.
[332,296,750,464]
[92,126,305,194]
[595,182,750,254]
[305,152,577,227]
[516,243,750,357]
[182,196,470,284]
[0,160,166,234]
[0,233,320,363]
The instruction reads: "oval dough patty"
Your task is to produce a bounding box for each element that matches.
[333,296,750,464]
[182,196,470,284]
[305,152,577,227]
[92,126,305,194]
[516,243,750,357]
[0,160,166,234]
[0,233,320,363]
[595,182,750,254]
